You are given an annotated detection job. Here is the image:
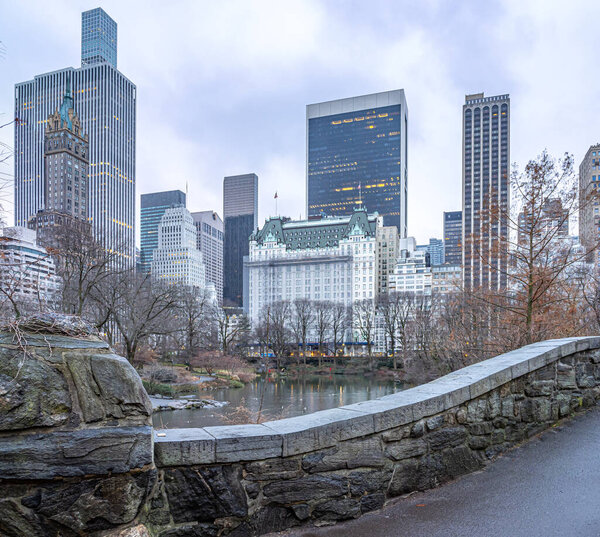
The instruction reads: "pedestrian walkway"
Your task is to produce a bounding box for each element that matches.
[270,406,600,537]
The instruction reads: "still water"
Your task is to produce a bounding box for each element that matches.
[152,375,403,428]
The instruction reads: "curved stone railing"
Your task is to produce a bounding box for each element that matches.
[1,327,599,537]
[150,336,600,535]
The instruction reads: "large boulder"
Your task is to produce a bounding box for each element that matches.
[0,314,155,536]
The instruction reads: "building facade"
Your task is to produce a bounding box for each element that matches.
[417,238,444,266]
[223,173,258,307]
[192,211,224,304]
[81,8,117,68]
[377,225,399,295]
[388,238,432,295]
[518,197,569,246]
[462,92,510,290]
[0,227,60,311]
[140,190,186,274]
[432,264,462,295]
[151,206,206,290]
[247,209,382,324]
[306,90,408,236]
[579,144,600,265]
[28,80,92,244]
[15,8,136,265]
[443,211,462,265]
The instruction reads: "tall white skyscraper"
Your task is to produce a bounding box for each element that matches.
[191,211,224,304]
[152,206,207,290]
[14,8,136,265]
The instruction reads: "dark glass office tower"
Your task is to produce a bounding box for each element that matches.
[307,90,408,236]
[223,174,258,307]
[443,211,462,266]
[140,190,186,273]
[463,93,510,291]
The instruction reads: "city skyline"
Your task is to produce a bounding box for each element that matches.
[1,1,600,245]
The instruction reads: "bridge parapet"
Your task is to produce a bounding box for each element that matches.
[151,337,600,535]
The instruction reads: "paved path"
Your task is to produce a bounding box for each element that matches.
[269,406,600,537]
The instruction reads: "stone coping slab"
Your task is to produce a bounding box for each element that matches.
[154,337,600,466]
[1,425,152,479]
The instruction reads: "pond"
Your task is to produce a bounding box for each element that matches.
[152,374,404,428]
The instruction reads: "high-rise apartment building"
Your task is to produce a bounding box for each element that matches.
[518,198,569,245]
[579,144,600,265]
[377,225,399,295]
[462,93,510,290]
[307,90,408,235]
[223,173,258,307]
[81,8,117,68]
[140,190,186,273]
[389,238,432,295]
[192,211,224,304]
[0,227,60,311]
[15,8,136,265]
[151,206,207,290]
[417,238,444,266]
[443,211,462,266]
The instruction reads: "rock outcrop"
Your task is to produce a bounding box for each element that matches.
[0,314,154,537]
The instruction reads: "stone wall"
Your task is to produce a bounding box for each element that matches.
[1,324,599,537]
[150,337,600,536]
[0,316,154,537]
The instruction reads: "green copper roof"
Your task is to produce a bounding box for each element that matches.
[58,74,74,129]
[252,209,378,250]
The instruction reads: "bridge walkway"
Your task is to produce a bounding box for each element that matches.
[270,406,600,537]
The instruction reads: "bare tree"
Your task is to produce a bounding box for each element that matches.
[291,298,314,367]
[254,303,272,363]
[330,302,350,362]
[174,286,214,366]
[92,270,179,363]
[216,306,250,356]
[46,224,119,319]
[377,292,414,370]
[314,301,332,367]
[270,300,292,369]
[464,150,595,348]
[353,299,376,370]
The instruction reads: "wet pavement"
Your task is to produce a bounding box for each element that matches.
[269,406,600,537]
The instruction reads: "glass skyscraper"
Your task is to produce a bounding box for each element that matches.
[417,238,444,266]
[462,93,510,291]
[14,8,136,265]
[81,8,117,68]
[443,210,462,266]
[306,90,408,236]
[140,190,186,274]
[223,173,258,307]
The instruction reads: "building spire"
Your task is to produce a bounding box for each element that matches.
[66,72,72,97]
[59,72,75,128]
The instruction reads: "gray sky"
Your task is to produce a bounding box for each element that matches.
[1,0,599,244]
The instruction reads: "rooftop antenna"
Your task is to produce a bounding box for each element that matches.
[274,191,278,216]
[358,182,362,207]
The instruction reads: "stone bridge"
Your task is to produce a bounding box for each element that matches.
[1,318,599,536]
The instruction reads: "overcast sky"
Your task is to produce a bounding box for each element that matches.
[1,0,599,244]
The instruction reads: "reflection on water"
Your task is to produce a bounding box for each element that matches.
[152,375,403,428]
